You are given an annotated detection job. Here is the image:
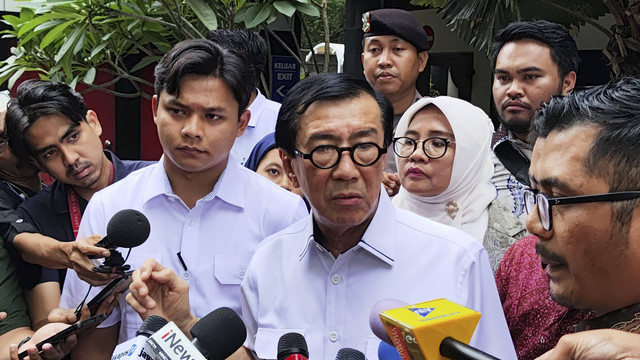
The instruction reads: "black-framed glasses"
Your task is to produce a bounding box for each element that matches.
[392,136,455,159]
[294,142,386,169]
[523,188,640,231]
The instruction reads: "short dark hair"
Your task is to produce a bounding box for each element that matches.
[154,39,253,115]
[206,29,268,90]
[534,77,640,235]
[491,20,579,78]
[6,80,88,161]
[275,73,393,156]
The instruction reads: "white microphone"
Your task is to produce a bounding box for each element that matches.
[111,315,168,360]
[146,321,206,360]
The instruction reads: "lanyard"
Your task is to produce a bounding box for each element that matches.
[66,162,114,239]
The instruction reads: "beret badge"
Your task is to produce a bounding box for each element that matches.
[362,12,370,32]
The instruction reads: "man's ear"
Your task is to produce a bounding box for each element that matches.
[85,110,102,137]
[561,71,577,95]
[151,95,159,124]
[280,148,299,188]
[236,110,250,138]
[418,51,429,72]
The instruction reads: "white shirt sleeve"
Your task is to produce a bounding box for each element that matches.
[464,248,517,360]
[59,193,122,330]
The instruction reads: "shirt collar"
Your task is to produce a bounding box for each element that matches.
[491,124,532,152]
[246,89,264,128]
[298,187,395,265]
[142,156,246,209]
[573,302,638,333]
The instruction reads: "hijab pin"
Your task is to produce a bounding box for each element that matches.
[445,200,459,219]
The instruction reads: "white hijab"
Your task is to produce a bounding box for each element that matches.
[392,96,496,242]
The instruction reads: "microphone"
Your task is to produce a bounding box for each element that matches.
[369,298,409,345]
[378,341,402,360]
[111,315,168,360]
[190,307,247,360]
[146,307,246,360]
[377,298,499,360]
[335,348,365,360]
[92,209,151,274]
[277,332,309,360]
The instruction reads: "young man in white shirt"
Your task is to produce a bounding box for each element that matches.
[59,39,308,358]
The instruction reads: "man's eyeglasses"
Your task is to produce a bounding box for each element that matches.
[392,136,454,159]
[294,142,386,169]
[523,188,640,231]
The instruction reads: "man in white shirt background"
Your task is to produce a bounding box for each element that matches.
[59,39,308,359]
[207,29,281,166]
[126,73,516,360]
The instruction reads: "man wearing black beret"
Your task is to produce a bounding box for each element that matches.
[361,8,429,173]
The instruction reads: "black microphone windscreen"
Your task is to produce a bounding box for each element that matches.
[277,332,309,360]
[190,307,247,360]
[369,298,408,345]
[136,315,168,337]
[136,315,169,337]
[106,209,150,248]
[335,348,365,360]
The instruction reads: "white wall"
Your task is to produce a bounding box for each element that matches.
[2,0,44,12]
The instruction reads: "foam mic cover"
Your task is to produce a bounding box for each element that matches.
[277,332,309,360]
[189,307,247,360]
[369,298,409,345]
[104,209,150,248]
[334,348,365,360]
[137,315,168,337]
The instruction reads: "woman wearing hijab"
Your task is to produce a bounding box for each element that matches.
[392,96,526,271]
[245,133,307,203]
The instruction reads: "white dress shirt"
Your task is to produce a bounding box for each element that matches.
[231,90,280,166]
[60,159,308,343]
[241,190,517,360]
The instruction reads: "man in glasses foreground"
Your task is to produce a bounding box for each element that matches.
[498,77,640,360]
[126,73,515,359]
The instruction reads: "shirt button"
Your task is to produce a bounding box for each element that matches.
[328,331,339,342]
[331,274,341,285]
[15,219,23,223]
[238,270,246,279]
[187,218,194,226]
[182,272,190,280]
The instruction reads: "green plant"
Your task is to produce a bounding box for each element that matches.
[0,0,329,98]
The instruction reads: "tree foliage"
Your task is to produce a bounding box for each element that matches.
[411,0,639,79]
[0,0,325,98]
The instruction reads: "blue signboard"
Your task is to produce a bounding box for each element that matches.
[271,56,299,102]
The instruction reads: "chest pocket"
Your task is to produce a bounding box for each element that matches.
[214,255,253,285]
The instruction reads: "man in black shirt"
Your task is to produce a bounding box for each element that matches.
[5,80,153,329]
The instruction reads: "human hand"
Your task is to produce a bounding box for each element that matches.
[0,312,6,322]
[63,235,115,286]
[126,258,196,334]
[382,172,400,197]
[10,323,76,360]
[536,329,640,360]
[48,292,120,325]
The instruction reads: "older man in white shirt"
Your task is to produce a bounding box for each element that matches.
[126,73,516,360]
